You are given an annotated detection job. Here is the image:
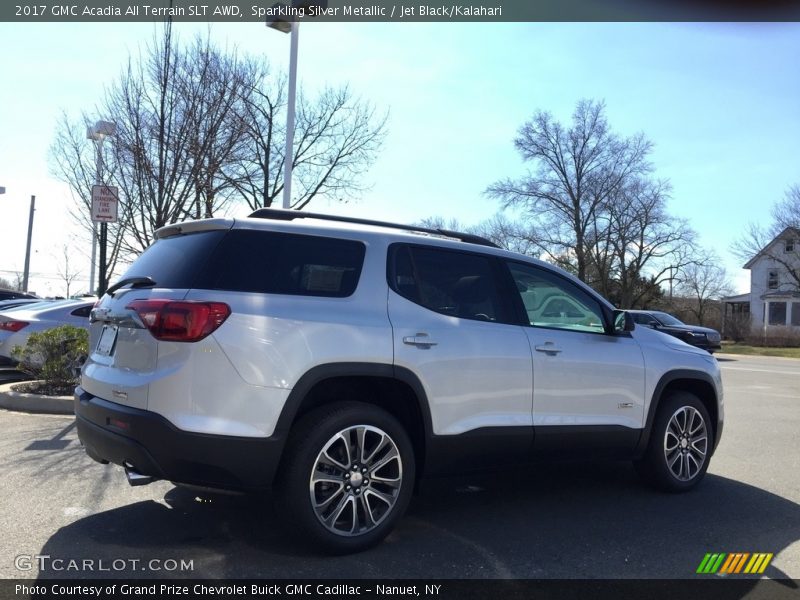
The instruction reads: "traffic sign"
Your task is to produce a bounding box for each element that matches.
[91,185,119,223]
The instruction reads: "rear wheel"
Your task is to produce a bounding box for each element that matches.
[635,391,712,492]
[276,402,415,554]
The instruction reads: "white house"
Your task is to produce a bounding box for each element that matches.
[727,226,800,332]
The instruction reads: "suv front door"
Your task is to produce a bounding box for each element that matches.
[504,261,646,457]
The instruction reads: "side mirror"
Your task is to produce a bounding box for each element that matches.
[613,310,635,333]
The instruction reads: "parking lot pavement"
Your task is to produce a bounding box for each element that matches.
[0,354,797,580]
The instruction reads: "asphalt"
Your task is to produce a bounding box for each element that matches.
[0,354,798,580]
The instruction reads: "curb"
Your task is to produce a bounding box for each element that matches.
[0,381,73,415]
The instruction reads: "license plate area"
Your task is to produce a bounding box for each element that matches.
[96,324,119,357]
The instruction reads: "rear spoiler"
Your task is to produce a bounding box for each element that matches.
[154,218,235,240]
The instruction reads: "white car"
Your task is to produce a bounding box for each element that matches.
[0,299,95,362]
[76,210,723,553]
[0,298,46,312]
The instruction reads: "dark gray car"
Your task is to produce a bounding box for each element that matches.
[627,310,721,353]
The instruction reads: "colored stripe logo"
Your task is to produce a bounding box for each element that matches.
[696,553,773,574]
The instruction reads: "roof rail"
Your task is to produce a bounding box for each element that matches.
[248,208,500,248]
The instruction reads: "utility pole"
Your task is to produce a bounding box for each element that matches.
[22,195,35,293]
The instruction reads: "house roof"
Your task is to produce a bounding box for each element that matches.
[760,290,800,300]
[743,226,800,269]
[722,292,750,303]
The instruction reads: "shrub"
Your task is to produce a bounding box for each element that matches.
[745,326,800,348]
[724,313,751,342]
[11,325,88,395]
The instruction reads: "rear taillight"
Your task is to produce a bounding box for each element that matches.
[125,300,231,342]
[0,320,29,332]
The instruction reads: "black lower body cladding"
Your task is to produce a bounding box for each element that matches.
[74,387,284,491]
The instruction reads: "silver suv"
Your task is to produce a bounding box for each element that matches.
[76,209,723,553]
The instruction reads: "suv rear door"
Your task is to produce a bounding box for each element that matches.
[387,244,533,469]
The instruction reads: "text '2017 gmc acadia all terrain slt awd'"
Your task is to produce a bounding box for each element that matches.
[76,209,723,553]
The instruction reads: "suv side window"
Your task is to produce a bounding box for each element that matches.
[506,261,607,334]
[197,230,366,297]
[631,313,657,326]
[391,245,510,323]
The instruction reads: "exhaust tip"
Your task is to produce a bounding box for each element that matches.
[124,464,158,487]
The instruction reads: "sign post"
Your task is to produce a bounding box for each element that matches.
[91,185,119,296]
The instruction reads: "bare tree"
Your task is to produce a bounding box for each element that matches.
[770,185,800,233]
[178,36,252,221]
[675,253,734,325]
[604,177,698,308]
[107,25,256,253]
[52,24,388,263]
[12,272,24,292]
[0,276,17,291]
[487,99,652,281]
[732,185,800,292]
[54,244,83,298]
[227,72,388,210]
[417,216,464,231]
[474,214,541,256]
[418,214,539,256]
[486,99,702,307]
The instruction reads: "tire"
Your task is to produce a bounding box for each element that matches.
[275,402,415,554]
[635,391,712,493]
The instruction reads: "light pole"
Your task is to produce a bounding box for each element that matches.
[87,120,116,295]
[0,187,36,294]
[266,0,327,209]
[22,195,35,293]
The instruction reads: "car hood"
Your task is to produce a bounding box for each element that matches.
[636,325,712,357]
[660,324,719,335]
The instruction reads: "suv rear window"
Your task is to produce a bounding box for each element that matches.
[117,230,227,289]
[195,230,366,297]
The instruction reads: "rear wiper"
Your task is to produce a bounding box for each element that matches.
[106,276,157,297]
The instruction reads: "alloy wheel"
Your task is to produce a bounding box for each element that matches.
[309,425,403,537]
[663,406,708,482]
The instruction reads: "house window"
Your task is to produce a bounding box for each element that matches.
[768,302,787,326]
[792,303,800,327]
[767,270,779,289]
[786,239,795,253]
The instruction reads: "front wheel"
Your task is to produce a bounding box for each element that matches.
[635,391,712,492]
[276,402,415,554]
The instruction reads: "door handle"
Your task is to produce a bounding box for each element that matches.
[403,333,438,348]
[534,343,562,355]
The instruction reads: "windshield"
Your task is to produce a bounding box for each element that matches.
[652,311,685,326]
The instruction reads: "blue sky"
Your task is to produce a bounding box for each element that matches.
[0,21,798,296]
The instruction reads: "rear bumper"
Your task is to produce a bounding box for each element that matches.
[74,386,285,491]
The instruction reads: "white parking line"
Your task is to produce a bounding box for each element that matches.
[720,366,800,376]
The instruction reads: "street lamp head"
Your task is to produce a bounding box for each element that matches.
[87,120,117,140]
[293,0,328,9]
[266,0,328,31]
[268,16,293,33]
